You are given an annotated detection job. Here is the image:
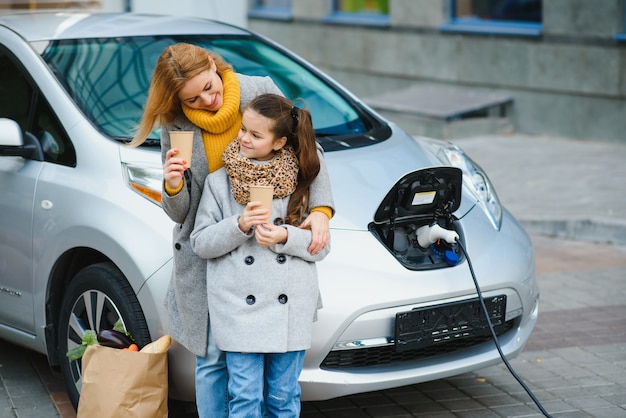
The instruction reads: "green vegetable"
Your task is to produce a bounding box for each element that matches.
[66,329,98,361]
[65,323,136,361]
[112,320,134,340]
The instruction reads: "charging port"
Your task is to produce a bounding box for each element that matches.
[368,167,464,270]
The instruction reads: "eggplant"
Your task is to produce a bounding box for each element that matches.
[97,329,134,349]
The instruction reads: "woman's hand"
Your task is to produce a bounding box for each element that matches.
[164,148,186,190]
[254,223,287,247]
[299,211,330,255]
[238,201,270,234]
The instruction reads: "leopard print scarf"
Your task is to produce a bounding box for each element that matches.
[222,139,299,205]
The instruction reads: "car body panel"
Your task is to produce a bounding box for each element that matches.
[0,156,41,334]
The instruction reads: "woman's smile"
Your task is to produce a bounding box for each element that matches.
[178,68,224,111]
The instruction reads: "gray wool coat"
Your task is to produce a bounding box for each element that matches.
[161,74,335,357]
[190,168,330,353]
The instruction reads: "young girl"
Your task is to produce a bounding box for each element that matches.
[190,94,332,417]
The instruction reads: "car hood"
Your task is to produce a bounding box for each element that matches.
[323,128,476,231]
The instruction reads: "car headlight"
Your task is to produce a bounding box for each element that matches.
[122,163,163,207]
[425,139,502,230]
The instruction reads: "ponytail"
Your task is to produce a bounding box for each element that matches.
[286,105,319,225]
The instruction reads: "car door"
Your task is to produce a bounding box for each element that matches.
[0,46,40,333]
[0,42,75,335]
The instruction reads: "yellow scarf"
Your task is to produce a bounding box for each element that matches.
[182,69,242,173]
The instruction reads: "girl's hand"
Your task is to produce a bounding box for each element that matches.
[238,201,270,234]
[164,148,187,189]
[299,211,329,255]
[255,223,287,247]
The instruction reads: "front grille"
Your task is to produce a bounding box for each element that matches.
[320,319,514,369]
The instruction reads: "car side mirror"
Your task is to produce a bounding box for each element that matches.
[0,118,44,161]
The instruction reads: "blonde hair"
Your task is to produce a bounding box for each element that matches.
[128,43,232,147]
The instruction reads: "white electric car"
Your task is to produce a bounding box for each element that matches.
[0,12,539,408]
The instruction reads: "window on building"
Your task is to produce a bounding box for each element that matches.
[248,0,293,20]
[440,0,542,37]
[0,0,100,10]
[616,1,626,41]
[336,0,389,14]
[323,0,390,27]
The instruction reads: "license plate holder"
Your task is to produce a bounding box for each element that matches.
[394,295,507,352]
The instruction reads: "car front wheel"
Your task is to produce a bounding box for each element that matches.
[56,262,151,408]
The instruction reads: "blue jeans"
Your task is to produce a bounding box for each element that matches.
[195,326,229,418]
[226,350,305,418]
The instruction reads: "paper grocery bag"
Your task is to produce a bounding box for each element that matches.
[77,344,168,418]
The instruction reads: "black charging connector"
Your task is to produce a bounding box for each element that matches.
[456,238,552,418]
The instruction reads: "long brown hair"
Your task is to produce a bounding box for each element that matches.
[128,43,232,147]
[245,94,320,226]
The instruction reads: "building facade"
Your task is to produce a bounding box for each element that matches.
[248,0,626,143]
[3,0,624,142]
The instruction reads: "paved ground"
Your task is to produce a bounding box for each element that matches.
[452,134,626,247]
[0,342,61,418]
[1,133,625,417]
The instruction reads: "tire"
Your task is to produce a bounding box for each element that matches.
[56,262,152,409]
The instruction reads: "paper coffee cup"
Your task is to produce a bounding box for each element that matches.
[249,185,274,220]
[169,131,194,169]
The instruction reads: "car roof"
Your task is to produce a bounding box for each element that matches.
[0,11,250,42]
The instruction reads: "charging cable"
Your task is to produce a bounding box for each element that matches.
[456,238,552,418]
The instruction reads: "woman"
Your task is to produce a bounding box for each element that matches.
[131,43,334,418]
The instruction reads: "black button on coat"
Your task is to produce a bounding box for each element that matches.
[189,168,331,353]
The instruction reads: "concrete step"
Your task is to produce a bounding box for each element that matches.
[363,83,514,139]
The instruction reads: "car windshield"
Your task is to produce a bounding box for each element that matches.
[42,35,389,150]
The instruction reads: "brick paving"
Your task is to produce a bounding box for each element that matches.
[523,305,626,352]
[0,342,59,418]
